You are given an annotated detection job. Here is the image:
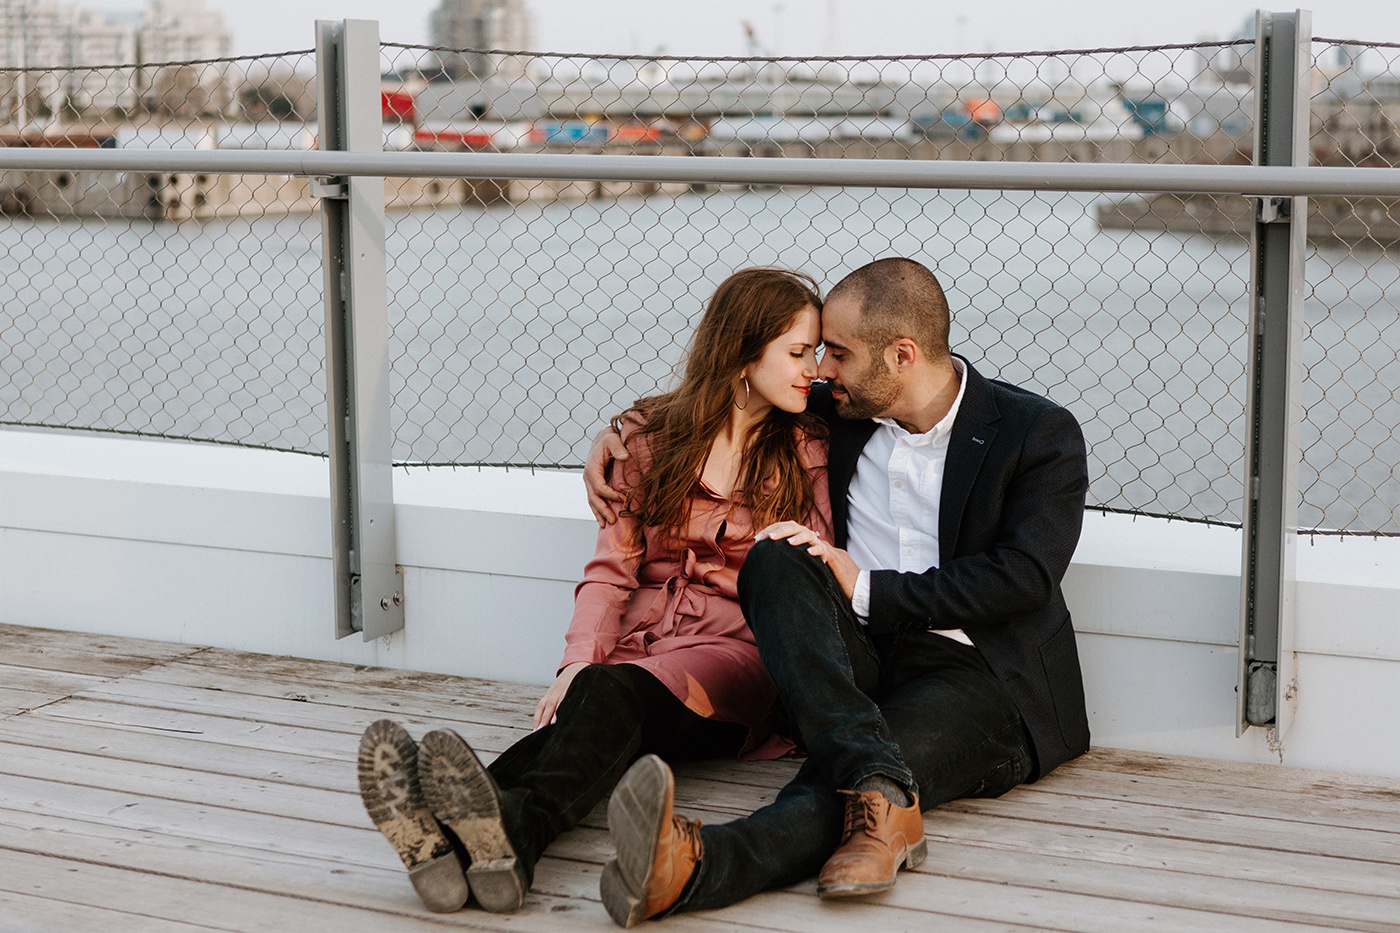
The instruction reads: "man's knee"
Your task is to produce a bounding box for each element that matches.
[739,537,826,602]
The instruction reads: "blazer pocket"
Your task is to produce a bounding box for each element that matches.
[1039,616,1091,752]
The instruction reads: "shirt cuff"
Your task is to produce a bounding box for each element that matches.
[851,570,871,623]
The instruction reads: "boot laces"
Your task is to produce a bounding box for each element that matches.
[670,814,703,858]
[837,789,883,843]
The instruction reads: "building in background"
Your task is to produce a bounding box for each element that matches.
[137,0,233,116]
[3,0,137,123]
[428,0,534,80]
[1,0,231,125]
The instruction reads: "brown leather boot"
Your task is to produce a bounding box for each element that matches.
[599,755,702,927]
[816,787,927,898]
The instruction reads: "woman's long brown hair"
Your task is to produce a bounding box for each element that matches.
[614,267,827,545]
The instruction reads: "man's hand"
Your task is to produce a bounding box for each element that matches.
[755,521,860,602]
[583,428,629,527]
[534,661,590,729]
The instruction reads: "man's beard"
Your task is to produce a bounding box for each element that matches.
[833,355,900,421]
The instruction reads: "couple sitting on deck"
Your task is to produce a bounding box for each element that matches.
[357,257,1092,923]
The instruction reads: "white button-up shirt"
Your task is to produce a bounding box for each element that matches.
[848,358,972,645]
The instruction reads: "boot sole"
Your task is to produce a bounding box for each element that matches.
[601,754,672,928]
[419,729,528,914]
[356,720,469,913]
[816,837,928,899]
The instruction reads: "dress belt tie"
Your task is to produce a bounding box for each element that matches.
[620,548,710,646]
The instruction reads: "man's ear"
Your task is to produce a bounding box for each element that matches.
[891,337,919,371]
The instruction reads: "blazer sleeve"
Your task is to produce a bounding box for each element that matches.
[558,423,649,671]
[865,404,1088,635]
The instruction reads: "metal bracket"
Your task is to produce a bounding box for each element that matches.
[310,176,348,199]
[1255,197,1291,223]
[317,19,403,642]
[1245,662,1278,726]
[1238,10,1308,735]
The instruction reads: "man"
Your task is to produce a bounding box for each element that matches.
[583,257,1090,925]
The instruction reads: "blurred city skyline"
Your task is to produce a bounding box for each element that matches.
[74,0,1400,59]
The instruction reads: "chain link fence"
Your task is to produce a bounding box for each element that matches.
[380,40,1260,530]
[0,50,328,453]
[3,33,1398,534]
[1304,38,1400,535]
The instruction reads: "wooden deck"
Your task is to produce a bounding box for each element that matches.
[2,623,1398,933]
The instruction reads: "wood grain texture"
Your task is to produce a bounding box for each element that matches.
[1,626,1398,932]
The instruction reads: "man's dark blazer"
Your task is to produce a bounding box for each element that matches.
[811,356,1091,779]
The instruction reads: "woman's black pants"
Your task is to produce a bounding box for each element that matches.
[485,662,746,884]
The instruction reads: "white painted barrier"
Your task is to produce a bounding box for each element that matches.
[3,426,1397,777]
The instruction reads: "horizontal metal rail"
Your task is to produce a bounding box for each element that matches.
[5,148,1400,196]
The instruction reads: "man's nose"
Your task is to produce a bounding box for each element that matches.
[817,356,836,380]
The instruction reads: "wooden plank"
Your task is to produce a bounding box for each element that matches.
[125,656,542,728]
[1025,763,1400,834]
[526,858,1059,933]
[18,697,525,763]
[0,666,107,717]
[27,677,797,793]
[0,740,361,825]
[539,803,1400,930]
[545,803,1400,915]
[820,868,1344,933]
[530,849,1346,933]
[0,732,765,833]
[939,788,1400,864]
[0,686,57,718]
[0,663,106,697]
[0,623,201,677]
[916,832,1400,931]
[79,676,533,737]
[0,889,227,933]
[1071,746,1400,804]
[0,805,567,924]
[0,771,389,869]
[65,668,1400,853]
[0,715,776,830]
[1,624,1396,932]
[0,807,1042,933]
[0,848,510,933]
[0,715,357,791]
[165,647,545,708]
[923,808,1400,899]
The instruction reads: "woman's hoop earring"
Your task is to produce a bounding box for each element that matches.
[735,376,750,411]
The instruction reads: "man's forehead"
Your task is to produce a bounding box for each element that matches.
[820,294,861,345]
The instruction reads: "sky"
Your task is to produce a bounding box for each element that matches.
[84,1,1400,59]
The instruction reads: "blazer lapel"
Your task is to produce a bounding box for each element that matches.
[940,359,1000,565]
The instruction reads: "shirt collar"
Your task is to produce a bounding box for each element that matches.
[873,357,968,443]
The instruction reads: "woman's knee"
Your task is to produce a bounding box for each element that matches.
[559,663,644,717]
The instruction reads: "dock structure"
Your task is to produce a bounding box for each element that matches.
[2,622,1397,932]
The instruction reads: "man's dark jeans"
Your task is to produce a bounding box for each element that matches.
[676,538,1034,912]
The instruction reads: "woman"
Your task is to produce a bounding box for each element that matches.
[356,267,831,914]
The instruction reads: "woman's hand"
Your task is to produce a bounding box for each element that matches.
[755,521,860,602]
[534,661,591,729]
[584,428,629,527]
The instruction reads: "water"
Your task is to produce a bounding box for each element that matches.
[2,185,1396,533]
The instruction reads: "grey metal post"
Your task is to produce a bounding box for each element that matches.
[316,19,403,641]
[1238,10,1309,732]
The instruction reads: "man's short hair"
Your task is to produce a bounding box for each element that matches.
[828,257,950,359]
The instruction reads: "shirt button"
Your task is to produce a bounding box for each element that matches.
[893,480,904,490]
